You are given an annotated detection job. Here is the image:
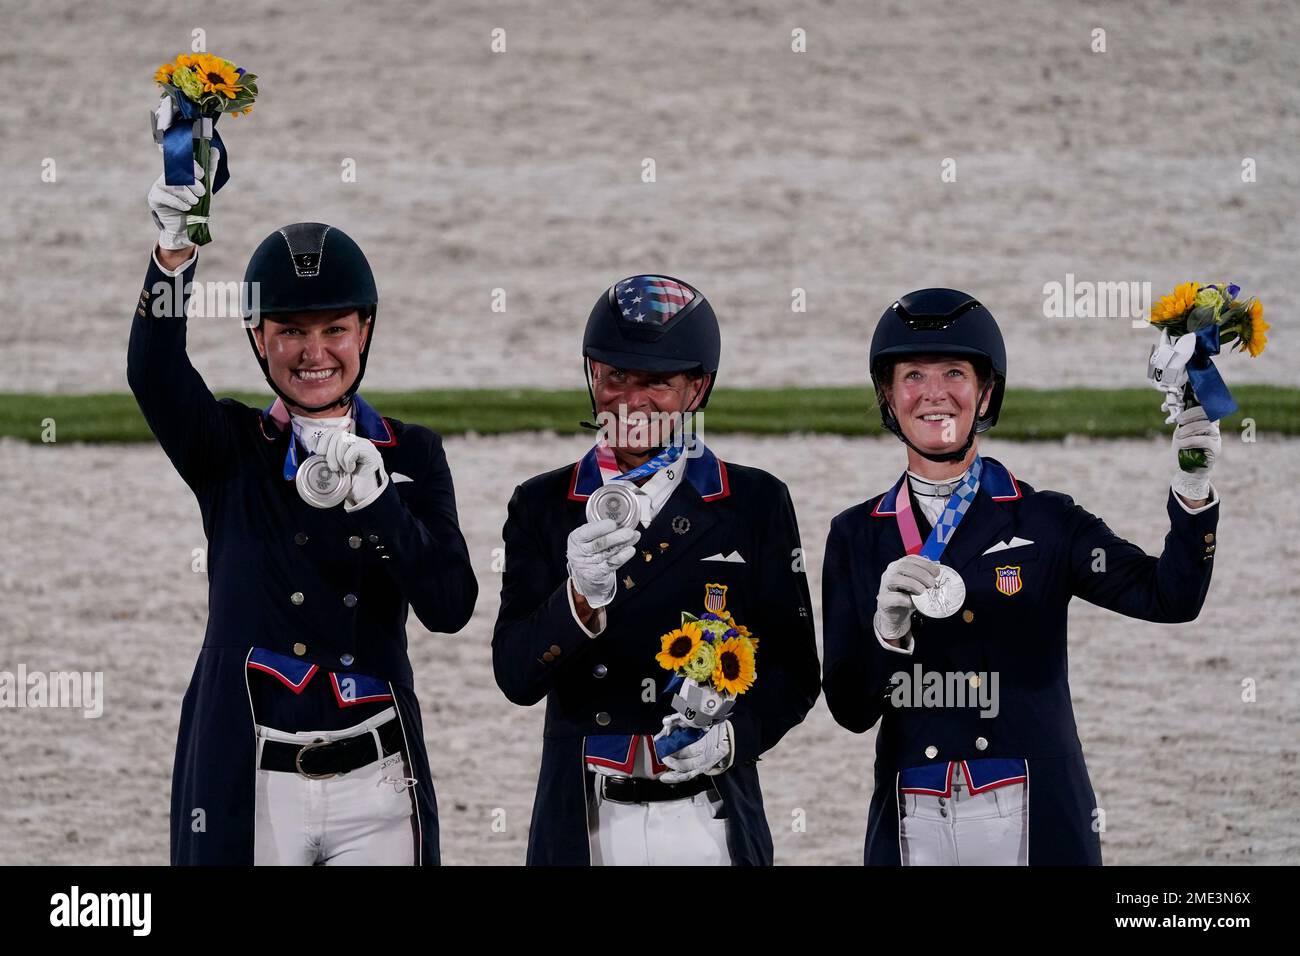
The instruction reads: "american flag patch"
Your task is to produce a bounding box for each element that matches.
[704,582,728,613]
[995,565,1022,596]
[614,275,696,324]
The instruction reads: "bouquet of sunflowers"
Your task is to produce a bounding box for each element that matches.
[652,593,757,760]
[1147,281,1268,468]
[151,53,258,245]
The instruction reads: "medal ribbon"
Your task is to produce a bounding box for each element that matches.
[594,440,684,483]
[894,456,983,558]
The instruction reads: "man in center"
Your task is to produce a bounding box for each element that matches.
[493,275,821,865]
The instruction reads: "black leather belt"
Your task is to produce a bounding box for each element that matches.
[600,774,713,804]
[260,718,404,779]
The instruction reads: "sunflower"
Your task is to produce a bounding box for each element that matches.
[712,637,757,696]
[1150,281,1199,325]
[656,622,703,671]
[1235,299,1269,357]
[154,62,175,85]
[191,53,242,98]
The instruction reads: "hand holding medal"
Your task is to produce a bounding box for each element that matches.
[890,456,983,620]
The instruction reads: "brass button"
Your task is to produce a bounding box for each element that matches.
[962,610,975,623]
[969,674,981,689]
[293,532,308,546]
[292,642,307,656]
[343,593,358,608]
[340,653,355,667]
[542,651,555,663]
[1204,533,1215,543]
[924,745,938,760]
[348,535,362,549]
[593,664,608,679]
[975,736,989,751]
[548,644,562,656]
[596,712,611,727]
[290,591,304,606]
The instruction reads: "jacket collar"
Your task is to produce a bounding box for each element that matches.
[259,394,396,447]
[869,457,1022,574]
[871,456,1020,517]
[567,442,730,503]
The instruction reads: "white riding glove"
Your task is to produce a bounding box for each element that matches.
[875,554,940,645]
[147,148,219,252]
[1148,330,1196,424]
[566,518,639,608]
[1171,405,1220,502]
[318,428,389,512]
[657,714,733,783]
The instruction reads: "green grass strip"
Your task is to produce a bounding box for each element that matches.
[1,385,1295,443]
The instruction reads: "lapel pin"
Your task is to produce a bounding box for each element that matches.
[672,516,690,535]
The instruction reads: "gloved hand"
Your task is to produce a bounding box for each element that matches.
[566,518,639,608]
[657,714,733,783]
[1147,329,1196,424]
[147,149,219,252]
[1171,405,1220,502]
[874,554,939,644]
[318,428,389,511]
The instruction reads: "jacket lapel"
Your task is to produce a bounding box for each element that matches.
[936,485,1014,574]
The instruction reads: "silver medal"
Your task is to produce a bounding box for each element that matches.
[912,564,966,619]
[295,454,350,509]
[586,482,642,531]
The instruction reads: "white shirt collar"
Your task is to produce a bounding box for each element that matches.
[291,410,354,454]
[599,453,687,528]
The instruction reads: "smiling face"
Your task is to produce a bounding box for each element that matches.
[884,356,991,457]
[590,360,710,458]
[252,308,371,416]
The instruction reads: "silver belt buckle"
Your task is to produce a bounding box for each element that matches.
[294,738,338,780]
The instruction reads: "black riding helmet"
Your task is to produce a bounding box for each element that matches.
[242,222,378,414]
[869,288,1007,463]
[580,275,720,428]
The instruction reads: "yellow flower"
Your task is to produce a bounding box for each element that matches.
[712,637,756,696]
[1150,281,1199,325]
[154,62,175,85]
[191,53,242,98]
[1237,299,1269,357]
[656,622,702,671]
[174,53,195,70]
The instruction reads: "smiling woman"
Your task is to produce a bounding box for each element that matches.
[821,287,1222,868]
[130,192,477,867]
[252,307,373,417]
[879,357,991,477]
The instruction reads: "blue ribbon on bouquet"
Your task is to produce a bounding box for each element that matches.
[1186,323,1238,421]
[654,724,708,760]
[653,674,708,759]
[161,91,231,192]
